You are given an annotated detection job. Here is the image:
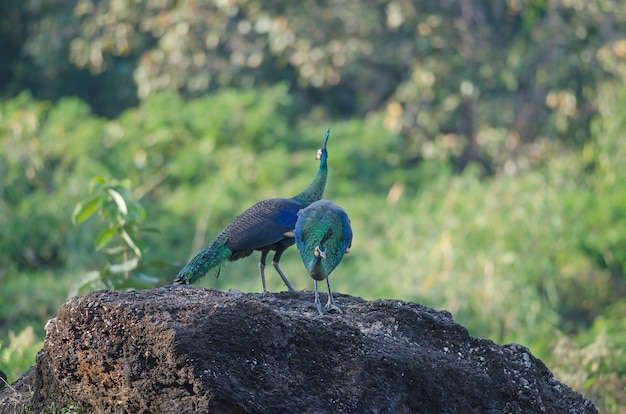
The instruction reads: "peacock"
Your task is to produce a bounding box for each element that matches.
[294,199,352,315]
[173,129,330,291]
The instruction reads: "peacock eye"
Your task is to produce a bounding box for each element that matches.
[316,149,323,160]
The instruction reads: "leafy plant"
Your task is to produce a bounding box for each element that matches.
[70,177,165,295]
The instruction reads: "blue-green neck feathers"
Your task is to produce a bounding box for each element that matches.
[292,129,329,206]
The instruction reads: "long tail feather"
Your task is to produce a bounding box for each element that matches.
[173,230,232,285]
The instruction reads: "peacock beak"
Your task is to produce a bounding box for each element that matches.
[314,245,326,259]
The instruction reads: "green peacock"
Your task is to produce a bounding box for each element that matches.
[294,199,353,314]
[173,129,330,291]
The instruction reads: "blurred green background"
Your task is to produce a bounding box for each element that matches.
[1,1,625,411]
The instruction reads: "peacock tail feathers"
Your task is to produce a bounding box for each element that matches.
[174,229,233,284]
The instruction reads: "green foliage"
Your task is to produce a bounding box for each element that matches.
[0,86,295,276]
[551,317,626,412]
[546,84,626,410]
[0,327,42,383]
[71,177,163,295]
[4,1,626,172]
[0,270,71,357]
[579,82,626,278]
[0,93,105,273]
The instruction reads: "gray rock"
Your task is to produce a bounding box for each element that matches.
[0,286,598,413]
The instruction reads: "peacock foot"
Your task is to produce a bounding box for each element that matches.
[314,301,326,315]
[325,302,343,314]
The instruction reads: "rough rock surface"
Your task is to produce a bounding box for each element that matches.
[1,286,597,413]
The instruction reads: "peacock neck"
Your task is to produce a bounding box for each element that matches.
[308,257,325,281]
[292,159,327,206]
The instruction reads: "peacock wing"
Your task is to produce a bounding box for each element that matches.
[226,198,305,251]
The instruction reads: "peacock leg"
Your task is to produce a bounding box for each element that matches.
[324,278,343,314]
[259,251,269,293]
[313,280,326,315]
[272,249,295,291]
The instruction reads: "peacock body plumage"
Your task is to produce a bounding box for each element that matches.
[174,129,330,291]
[294,199,352,314]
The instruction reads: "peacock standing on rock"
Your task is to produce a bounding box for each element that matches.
[173,129,330,292]
[294,199,352,315]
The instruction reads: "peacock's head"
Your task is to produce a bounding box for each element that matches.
[314,245,327,260]
[316,128,330,161]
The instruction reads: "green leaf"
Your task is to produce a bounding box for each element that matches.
[128,201,147,221]
[72,196,102,225]
[107,188,128,216]
[109,258,139,274]
[121,230,142,257]
[94,227,118,250]
[89,176,108,195]
[133,237,146,252]
[103,245,127,255]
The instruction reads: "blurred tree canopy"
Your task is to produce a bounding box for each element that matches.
[3,0,626,173]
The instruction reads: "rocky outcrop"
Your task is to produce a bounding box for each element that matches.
[0,286,597,413]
